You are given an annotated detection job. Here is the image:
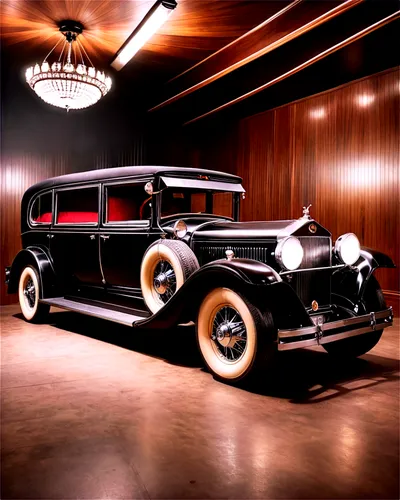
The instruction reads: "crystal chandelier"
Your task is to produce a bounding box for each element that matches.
[25,21,112,111]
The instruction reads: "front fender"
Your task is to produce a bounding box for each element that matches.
[137,259,311,330]
[7,247,57,298]
[210,258,282,285]
[332,246,396,308]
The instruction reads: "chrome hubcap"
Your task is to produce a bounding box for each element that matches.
[24,278,36,308]
[153,260,176,303]
[211,306,247,362]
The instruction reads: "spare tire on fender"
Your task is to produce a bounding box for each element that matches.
[140,239,199,313]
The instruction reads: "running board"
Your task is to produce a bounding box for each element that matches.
[40,298,147,327]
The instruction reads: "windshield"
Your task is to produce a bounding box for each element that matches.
[160,188,234,219]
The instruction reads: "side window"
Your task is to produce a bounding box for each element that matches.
[56,187,98,224]
[106,183,151,224]
[31,192,52,224]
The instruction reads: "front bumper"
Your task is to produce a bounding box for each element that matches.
[277,307,393,351]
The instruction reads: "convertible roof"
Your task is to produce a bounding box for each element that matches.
[24,165,242,198]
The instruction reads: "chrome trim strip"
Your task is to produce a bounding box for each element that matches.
[277,307,393,351]
[98,240,107,285]
[39,297,145,326]
[279,264,345,275]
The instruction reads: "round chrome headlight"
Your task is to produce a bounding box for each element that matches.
[173,220,187,239]
[275,237,304,271]
[334,233,360,265]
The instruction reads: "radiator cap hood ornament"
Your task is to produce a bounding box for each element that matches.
[302,204,312,220]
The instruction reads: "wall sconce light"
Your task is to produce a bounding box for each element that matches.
[356,94,375,107]
[111,0,177,71]
[309,107,326,119]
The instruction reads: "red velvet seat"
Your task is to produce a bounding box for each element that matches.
[108,197,137,221]
[57,211,98,223]
[34,212,52,223]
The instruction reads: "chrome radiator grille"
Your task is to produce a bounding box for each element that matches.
[197,244,271,266]
[196,236,332,308]
[292,237,332,308]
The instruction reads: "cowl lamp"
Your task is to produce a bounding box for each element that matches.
[25,21,112,111]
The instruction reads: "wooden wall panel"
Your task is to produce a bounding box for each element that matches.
[234,68,399,295]
[0,148,146,306]
[0,54,147,305]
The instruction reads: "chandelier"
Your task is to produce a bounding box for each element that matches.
[25,21,112,111]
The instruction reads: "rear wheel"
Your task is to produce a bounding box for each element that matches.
[18,266,50,323]
[323,276,385,358]
[196,287,275,383]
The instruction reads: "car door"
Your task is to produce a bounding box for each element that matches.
[50,185,103,288]
[99,180,160,290]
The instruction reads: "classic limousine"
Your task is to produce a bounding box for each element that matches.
[6,166,395,382]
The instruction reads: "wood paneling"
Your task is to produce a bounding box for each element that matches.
[0,0,152,64]
[151,0,352,110]
[0,52,147,305]
[181,6,400,125]
[175,68,399,294]
[0,0,289,81]
[244,68,400,293]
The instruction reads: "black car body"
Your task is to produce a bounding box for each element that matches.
[6,166,395,382]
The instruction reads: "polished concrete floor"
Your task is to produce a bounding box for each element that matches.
[1,304,399,499]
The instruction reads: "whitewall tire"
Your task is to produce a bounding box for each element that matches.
[141,239,199,314]
[18,266,49,323]
[197,288,270,383]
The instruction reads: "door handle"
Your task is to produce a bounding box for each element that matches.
[100,235,110,240]
[89,234,96,240]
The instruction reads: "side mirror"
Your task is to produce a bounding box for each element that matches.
[144,182,153,195]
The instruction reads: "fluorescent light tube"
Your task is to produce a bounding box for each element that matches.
[112,0,177,71]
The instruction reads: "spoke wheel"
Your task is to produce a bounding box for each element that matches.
[153,259,177,305]
[18,266,50,323]
[211,306,247,363]
[197,288,273,383]
[24,277,36,309]
[141,239,199,314]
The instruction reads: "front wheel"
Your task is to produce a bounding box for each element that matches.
[18,266,50,323]
[196,288,275,383]
[323,276,386,358]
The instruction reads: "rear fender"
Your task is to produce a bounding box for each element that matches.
[332,247,396,308]
[7,247,57,298]
[137,259,311,330]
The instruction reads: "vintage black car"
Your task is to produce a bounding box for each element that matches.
[6,166,395,382]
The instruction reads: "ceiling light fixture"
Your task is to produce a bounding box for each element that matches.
[111,0,177,71]
[25,21,112,112]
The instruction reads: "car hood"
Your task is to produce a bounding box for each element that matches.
[191,218,331,240]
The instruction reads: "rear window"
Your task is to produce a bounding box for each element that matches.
[56,187,98,224]
[31,192,52,224]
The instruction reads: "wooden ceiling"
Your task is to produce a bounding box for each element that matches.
[1,0,398,118]
[0,1,289,73]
